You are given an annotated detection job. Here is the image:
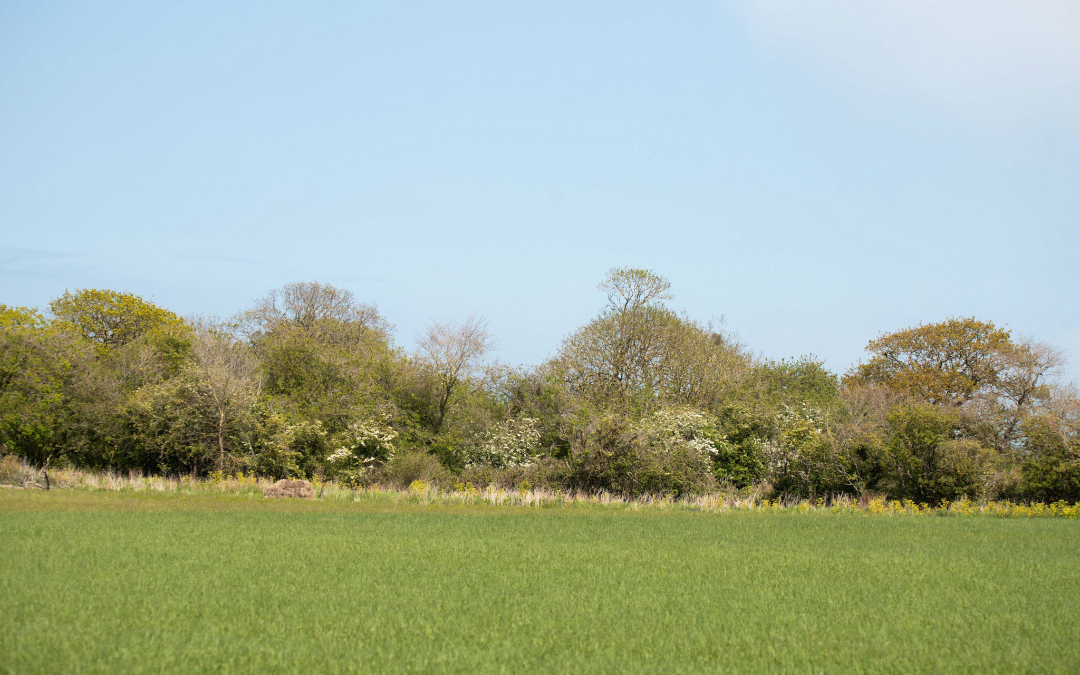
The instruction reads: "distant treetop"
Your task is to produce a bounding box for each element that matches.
[48,288,183,352]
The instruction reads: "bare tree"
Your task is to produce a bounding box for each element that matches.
[970,339,1066,452]
[191,320,261,471]
[416,315,495,433]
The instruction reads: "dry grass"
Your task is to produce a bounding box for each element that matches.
[2,454,1077,519]
[263,479,316,499]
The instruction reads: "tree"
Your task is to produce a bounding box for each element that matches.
[881,404,991,503]
[237,282,397,429]
[598,267,671,312]
[969,339,1065,452]
[416,315,494,434]
[0,307,117,467]
[846,318,1012,407]
[49,289,183,353]
[239,281,390,349]
[552,268,747,412]
[190,322,261,471]
[1019,406,1080,503]
[0,305,46,330]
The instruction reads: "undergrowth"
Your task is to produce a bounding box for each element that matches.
[3,455,1077,518]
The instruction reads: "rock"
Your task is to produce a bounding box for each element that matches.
[263,479,316,499]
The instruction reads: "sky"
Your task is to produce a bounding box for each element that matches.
[2,0,1078,380]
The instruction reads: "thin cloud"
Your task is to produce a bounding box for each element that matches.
[732,0,1080,128]
[0,246,87,278]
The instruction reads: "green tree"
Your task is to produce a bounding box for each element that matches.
[241,282,396,431]
[239,281,390,349]
[49,289,183,353]
[0,309,116,467]
[880,404,992,503]
[1019,414,1080,503]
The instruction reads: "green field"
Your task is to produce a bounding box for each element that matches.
[2,491,1078,674]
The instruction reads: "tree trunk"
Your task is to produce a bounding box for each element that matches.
[217,410,226,472]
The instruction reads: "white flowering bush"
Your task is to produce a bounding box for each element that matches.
[464,417,542,468]
[325,417,398,485]
[633,407,718,457]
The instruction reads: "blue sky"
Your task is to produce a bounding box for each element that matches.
[2,1,1078,380]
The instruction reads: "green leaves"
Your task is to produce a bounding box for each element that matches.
[49,289,184,354]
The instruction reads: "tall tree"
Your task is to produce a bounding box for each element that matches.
[845,318,1012,407]
[553,268,747,412]
[416,315,494,434]
[239,281,390,349]
[191,321,261,471]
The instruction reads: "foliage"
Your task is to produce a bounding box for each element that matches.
[567,412,717,497]
[766,404,849,499]
[463,416,542,468]
[847,317,1012,406]
[878,404,992,503]
[710,402,771,487]
[552,269,749,413]
[0,304,47,329]
[3,275,1079,503]
[753,356,840,407]
[325,415,398,485]
[49,289,184,353]
[382,450,453,488]
[1019,415,1080,503]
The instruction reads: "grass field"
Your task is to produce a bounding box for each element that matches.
[2,490,1078,674]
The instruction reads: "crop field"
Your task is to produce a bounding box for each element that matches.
[2,490,1078,674]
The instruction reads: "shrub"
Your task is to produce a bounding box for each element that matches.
[461,456,572,490]
[251,416,328,479]
[767,404,867,499]
[382,450,453,489]
[0,454,25,485]
[710,403,771,487]
[878,404,992,503]
[325,416,398,486]
[568,412,717,498]
[461,416,542,468]
[1019,416,1080,503]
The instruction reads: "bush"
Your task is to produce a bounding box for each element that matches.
[1019,416,1080,503]
[568,413,717,498]
[878,404,993,503]
[461,417,542,468]
[767,404,848,499]
[710,403,771,488]
[0,454,25,485]
[462,457,574,491]
[324,416,398,486]
[381,450,453,489]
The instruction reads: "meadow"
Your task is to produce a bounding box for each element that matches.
[2,490,1078,674]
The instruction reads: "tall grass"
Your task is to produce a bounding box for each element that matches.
[2,454,1078,518]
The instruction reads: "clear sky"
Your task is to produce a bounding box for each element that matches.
[2,1,1078,380]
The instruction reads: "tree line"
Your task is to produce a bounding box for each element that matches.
[2,269,1077,503]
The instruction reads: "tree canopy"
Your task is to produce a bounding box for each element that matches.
[2,275,1077,504]
[845,317,1012,406]
[49,289,184,353]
